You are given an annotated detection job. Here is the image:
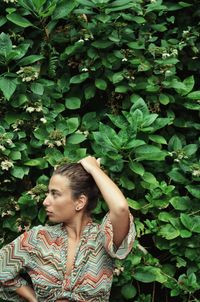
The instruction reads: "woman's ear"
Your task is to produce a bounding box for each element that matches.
[75,194,88,211]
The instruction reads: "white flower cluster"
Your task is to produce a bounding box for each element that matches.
[26,105,43,113]
[12,120,24,132]
[81,67,88,72]
[3,0,17,3]
[44,138,66,148]
[1,210,14,217]
[1,159,14,170]
[113,266,124,276]
[40,117,47,124]
[24,101,43,113]
[0,145,5,151]
[16,66,39,82]
[162,48,178,59]
[0,134,13,149]
[192,169,200,177]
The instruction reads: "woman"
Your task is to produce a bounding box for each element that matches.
[0,156,136,302]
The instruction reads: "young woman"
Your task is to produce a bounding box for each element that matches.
[0,156,136,302]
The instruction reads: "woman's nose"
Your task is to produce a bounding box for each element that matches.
[43,194,50,206]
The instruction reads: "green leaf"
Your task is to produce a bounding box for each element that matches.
[19,54,44,66]
[134,266,167,283]
[52,0,77,20]
[31,82,44,95]
[24,158,47,168]
[142,172,158,185]
[3,216,18,232]
[186,185,200,199]
[168,135,182,151]
[95,79,107,90]
[92,40,113,49]
[120,176,135,190]
[125,139,145,149]
[115,85,129,93]
[84,85,96,99]
[180,214,200,233]
[183,75,194,95]
[183,144,198,156]
[129,161,144,176]
[12,43,31,60]
[82,112,98,130]
[121,284,137,299]
[76,0,96,7]
[159,224,180,240]
[38,206,47,223]
[32,0,46,11]
[0,32,12,57]
[159,93,170,105]
[7,13,33,28]
[0,77,17,100]
[18,195,36,207]
[168,169,188,184]
[45,148,63,166]
[169,196,191,211]
[135,145,167,161]
[187,91,200,100]
[70,73,89,84]
[0,17,7,27]
[65,117,80,134]
[11,166,29,179]
[127,198,141,210]
[9,151,21,161]
[112,72,124,84]
[67,133,86,144]
[149,134,167,144]
[65,97,81,109]
[128,41,145,50]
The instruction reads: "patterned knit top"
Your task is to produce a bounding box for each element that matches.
[0,212,135,302]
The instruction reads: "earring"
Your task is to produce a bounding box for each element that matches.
[76,207,80,211]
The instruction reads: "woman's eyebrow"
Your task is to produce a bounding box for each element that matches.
[48,188,61,193]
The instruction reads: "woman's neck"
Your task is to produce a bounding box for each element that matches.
[63,213,92,240]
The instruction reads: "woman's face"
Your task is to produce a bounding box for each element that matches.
[43,174,77,224]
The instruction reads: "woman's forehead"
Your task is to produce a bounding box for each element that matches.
[49,174,70,189]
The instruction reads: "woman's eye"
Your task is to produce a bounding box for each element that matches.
[52,192,59,197]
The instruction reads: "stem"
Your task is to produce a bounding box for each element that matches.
[189,209,200,216]
[152,282,155,302]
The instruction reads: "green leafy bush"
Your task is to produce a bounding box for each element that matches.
[0,0,200,301]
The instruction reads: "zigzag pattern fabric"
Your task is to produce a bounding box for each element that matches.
[0,212,135,302]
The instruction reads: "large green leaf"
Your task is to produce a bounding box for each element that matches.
[95,78,107,90]
[65,97,81,109]
[129,161,145,176]
[186,185,200,199]
[180,214,200,233]
[135,145,167,161]
[19,54,44,66]
[0,32,12,57]
[134,266,167,283]
[52,0,77,20]
[70,73,89,84]
[121,284,137,299]
[0,77,17,100]
[7,13,33,28]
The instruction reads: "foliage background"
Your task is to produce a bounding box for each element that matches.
[0,0,200,301]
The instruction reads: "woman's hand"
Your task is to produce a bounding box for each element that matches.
[79,156,101,174]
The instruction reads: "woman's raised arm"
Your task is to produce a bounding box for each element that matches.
[79,156,131,248]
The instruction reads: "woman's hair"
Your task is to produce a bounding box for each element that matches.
[53,163,99,213]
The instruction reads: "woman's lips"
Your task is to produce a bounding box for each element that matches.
[46,211,53,215]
